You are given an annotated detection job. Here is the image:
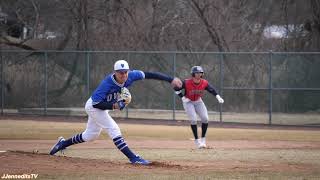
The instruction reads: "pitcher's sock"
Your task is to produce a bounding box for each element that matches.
[113,136,136,159]
[62,133,85,148]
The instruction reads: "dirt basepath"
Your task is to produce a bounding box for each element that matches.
[1,140,320,152]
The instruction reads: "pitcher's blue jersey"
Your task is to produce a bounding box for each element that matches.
[91,70,145,105]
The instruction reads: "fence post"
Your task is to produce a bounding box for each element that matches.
[219,53,224,123]
[172,52,176,121]
[0,50,3,115]
[86,52,90,97]
[44,52,48,115]
[269,51,273,125]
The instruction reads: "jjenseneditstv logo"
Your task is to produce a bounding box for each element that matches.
[1,174,38,179]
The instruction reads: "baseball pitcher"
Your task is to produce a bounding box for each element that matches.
[49,60,182,165]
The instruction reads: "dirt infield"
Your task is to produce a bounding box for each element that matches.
[1,115,320,179]
[1,139,320,176]
[0,150,315,175]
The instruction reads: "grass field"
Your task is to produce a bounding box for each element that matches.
[0,117,320,180]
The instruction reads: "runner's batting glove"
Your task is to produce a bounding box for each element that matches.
[216,95,224,104]
[182,96,191,103]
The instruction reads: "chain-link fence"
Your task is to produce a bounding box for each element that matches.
[1,50,320,126]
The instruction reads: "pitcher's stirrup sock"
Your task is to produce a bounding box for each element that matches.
[113,136,135,159]
[63,133,85,148]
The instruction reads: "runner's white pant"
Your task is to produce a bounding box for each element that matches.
[82,98,121,141]
[183,98,209,125]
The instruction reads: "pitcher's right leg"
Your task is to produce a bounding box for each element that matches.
[49,99,102,155]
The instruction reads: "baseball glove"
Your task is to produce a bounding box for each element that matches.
[119,87,132,105]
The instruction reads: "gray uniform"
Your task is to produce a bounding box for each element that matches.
[183,98,209,125]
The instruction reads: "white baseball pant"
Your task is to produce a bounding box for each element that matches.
[183,98,209,125]
[81,98,122,141]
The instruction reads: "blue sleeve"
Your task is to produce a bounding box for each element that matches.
[144,72,173,83]
[129,70,145,81]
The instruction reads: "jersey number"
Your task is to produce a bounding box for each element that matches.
[107,92,118,102]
